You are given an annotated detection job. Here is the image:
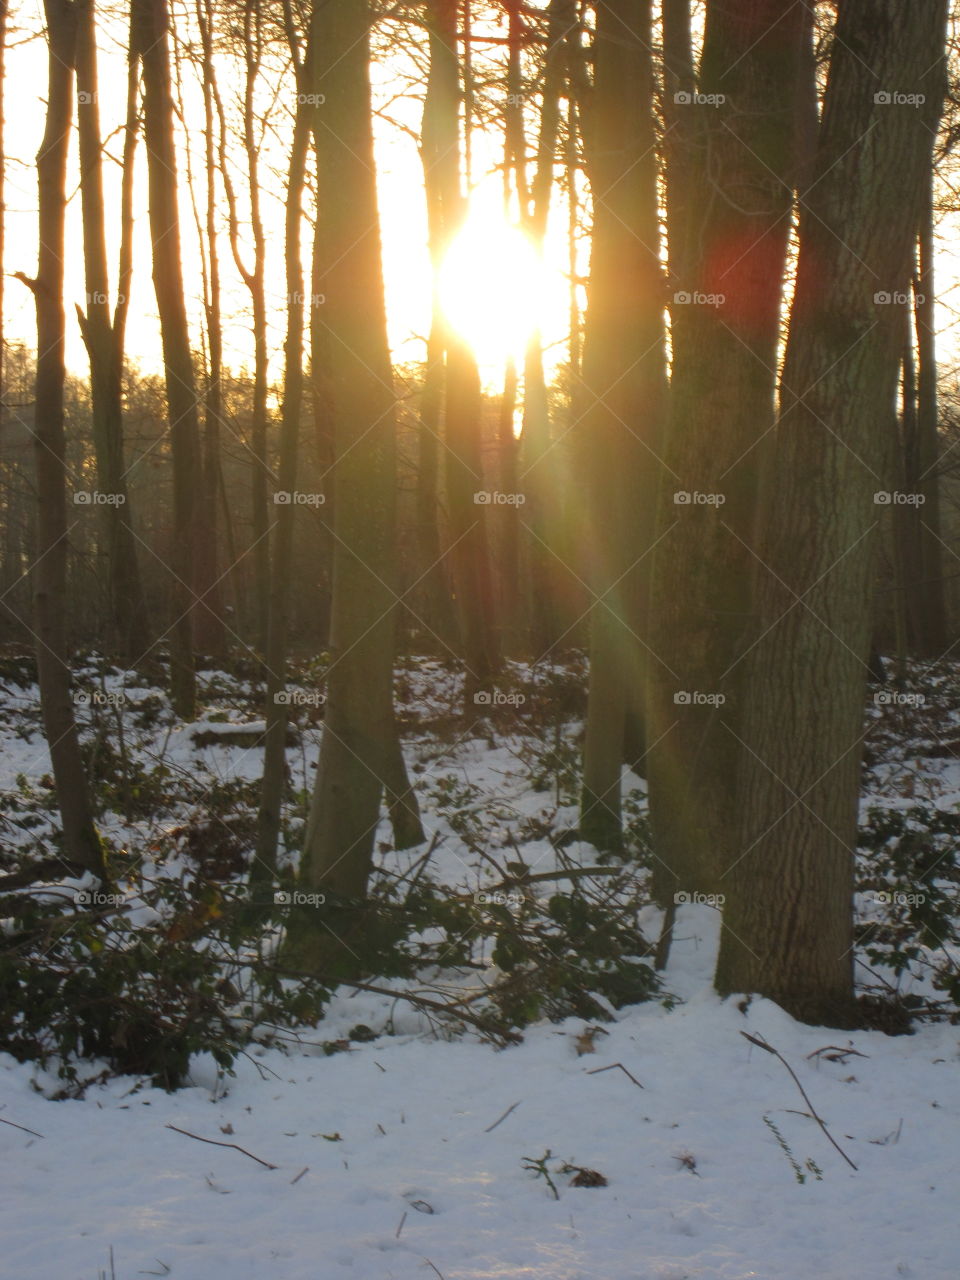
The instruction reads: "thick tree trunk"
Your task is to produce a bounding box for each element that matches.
[578,0,666,851]
[74,0,150,666]
[715,0,948,1024]
[133,0,201,719]
[645,0,809,902]
[24,0,105,877]
[285,0,422,971]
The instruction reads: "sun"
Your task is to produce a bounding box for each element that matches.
[438,193,559,376]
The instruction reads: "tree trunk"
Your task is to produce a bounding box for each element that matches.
[255,88,311,885]
[645,0,809,902]
[578,0,667,851]
[23,0,105,877]
[715,0,948,1024]
[285,0,422,971]
[132,0,201,719]
[74,0,150,666]
[424,0,499,701]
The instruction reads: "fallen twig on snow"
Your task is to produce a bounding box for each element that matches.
[165,1123,277,1169]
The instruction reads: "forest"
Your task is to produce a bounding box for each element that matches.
[1,1,960,1276]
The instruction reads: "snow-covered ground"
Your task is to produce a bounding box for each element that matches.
[1,654,959,1278]
[2,906,959,1280]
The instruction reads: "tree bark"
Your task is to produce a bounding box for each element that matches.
[132,0,201,719]
[578,0,667,851]
[24,0,105,877]
[715,0,948,1024]
[645,0,810,902]
[74,0,150,666]
[285,0,422,970]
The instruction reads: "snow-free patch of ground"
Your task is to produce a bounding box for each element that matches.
[2,906,959,1280]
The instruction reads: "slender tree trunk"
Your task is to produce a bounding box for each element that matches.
[915,171,946,653]
[192,0,227,657]
[715,0,948,1024]
[21,0,105,877]
[74,0,150,666]
[578,0,666,850]
[645,0,809,902]
[285,0,422,971]
[132,0,201,719]
[424,0,499,701]
[255,92,311,884]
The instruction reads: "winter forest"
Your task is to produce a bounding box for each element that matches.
[1,0,960,1275]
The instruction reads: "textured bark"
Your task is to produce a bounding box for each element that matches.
[133,0,201,719]
[285,0,422,969]
[715,0,948,1023]
[578,0,666,851]
[646,0,809,902]
[25,0,105,876]
[75,0,150,665]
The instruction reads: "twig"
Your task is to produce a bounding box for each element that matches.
[740,1032,857,1171]
[421,1260,446,1280]
[585,1062,645,1089]
[290,1166,309,1185]
[165,1123,278,1169]
[484,1100,521,1132]
[395,1211,407,1239]
[0,1114,45,1138]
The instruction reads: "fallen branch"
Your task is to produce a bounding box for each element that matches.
[165,1123,277,1170]
[740,1031,857,1171]
[0,1114,45,1138]
[585,1062,645,1089]
[484,1100,521,1132]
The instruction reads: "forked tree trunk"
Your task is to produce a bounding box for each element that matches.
[645,0,809,902]
[74,0,150,666]
[285,0,422,970]
[132,0,201,719]
[21,0,105,877]
[577,0,666,851]
[715,0,948,1024]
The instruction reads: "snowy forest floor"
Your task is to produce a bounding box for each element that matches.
[0,648,959,1278]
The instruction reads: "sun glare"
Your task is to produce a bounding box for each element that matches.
[438,195,560,376]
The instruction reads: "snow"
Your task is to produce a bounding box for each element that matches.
[1,906,958,1279]
[1,657,959,1277]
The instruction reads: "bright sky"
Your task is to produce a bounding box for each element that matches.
[2,0,574,397]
